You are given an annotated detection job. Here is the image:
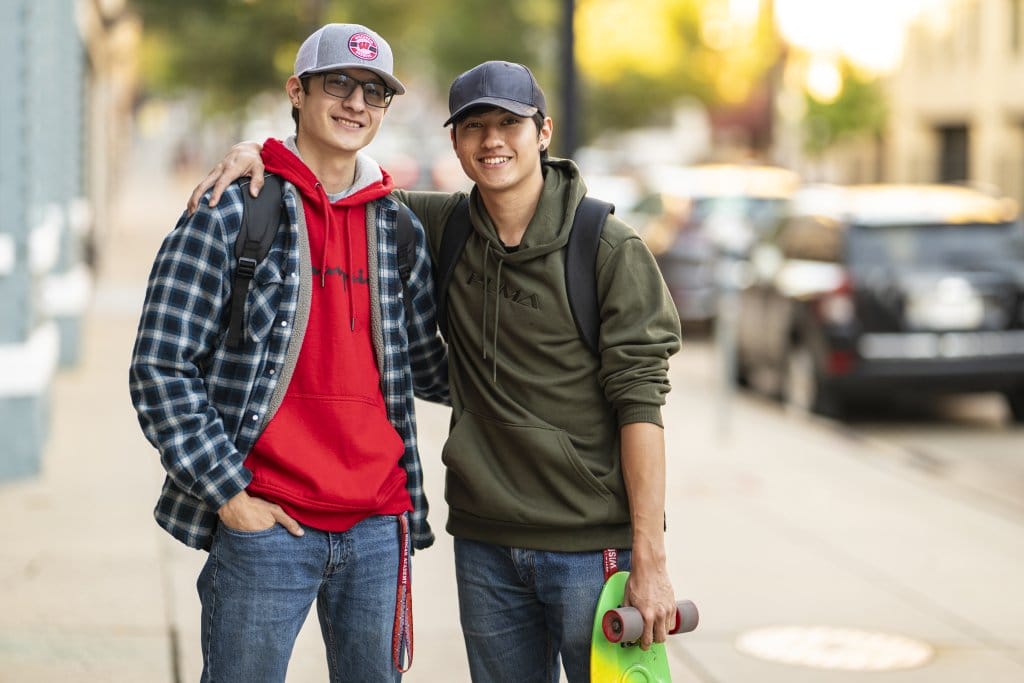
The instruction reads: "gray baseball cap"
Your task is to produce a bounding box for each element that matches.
[294,23,405,94]
[444,61,546,126]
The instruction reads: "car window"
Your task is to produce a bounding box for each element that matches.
[691,197,788,233]
[847,222,1024,268]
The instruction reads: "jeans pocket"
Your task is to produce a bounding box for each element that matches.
[218,521,281,538]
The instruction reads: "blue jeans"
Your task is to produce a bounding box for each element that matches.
[453,538,631,683]
[197,515,405,683]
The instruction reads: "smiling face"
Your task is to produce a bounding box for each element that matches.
[289,69,387,160]
[450,107,553,196]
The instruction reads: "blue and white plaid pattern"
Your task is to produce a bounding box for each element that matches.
[130,183,447,551]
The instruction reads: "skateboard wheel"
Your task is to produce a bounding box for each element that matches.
[669,600,699,635]
[602,607,644,644]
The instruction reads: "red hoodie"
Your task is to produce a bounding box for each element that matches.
[244,138,411,531]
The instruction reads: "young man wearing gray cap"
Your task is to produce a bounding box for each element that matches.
[130,23,447,681]
[191,60,681,683]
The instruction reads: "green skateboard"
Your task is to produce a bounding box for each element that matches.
[590,571,699,682]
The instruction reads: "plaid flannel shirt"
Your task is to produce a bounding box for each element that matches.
[129,180,448,551]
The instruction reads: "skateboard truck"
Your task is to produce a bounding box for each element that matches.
[591,571,698,681]
[602,600,699,645]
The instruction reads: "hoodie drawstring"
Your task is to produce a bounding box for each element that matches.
[490,259,504,383]
[316,182,329,289]
[345,217,355,331]
[315,181,355,331]
[479,242,504,383]
[480,243,492,361]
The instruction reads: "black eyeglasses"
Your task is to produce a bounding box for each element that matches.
[320,72,395,108]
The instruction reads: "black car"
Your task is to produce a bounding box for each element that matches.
[734,184,1024,421]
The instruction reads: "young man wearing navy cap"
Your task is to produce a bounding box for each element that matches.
[130,23,447,681]
[191,60,682,683]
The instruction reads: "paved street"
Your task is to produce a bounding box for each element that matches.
[1,134,1023,682]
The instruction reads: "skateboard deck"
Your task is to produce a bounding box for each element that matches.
[590,571,699,682]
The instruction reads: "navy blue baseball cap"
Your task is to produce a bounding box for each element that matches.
[444,61,547,126]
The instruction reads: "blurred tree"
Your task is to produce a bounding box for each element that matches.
[129,0,553,116]
[131,0,313,116]
[414,0,558,80]
[802,61,887,156]
[129,0,781,145]
[576,0,781,140]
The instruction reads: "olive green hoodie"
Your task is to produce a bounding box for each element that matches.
[396,159,680,551]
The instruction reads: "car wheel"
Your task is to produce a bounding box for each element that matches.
[784,342,844,418]
[1005,389,1024,424]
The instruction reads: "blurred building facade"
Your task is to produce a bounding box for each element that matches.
[888,0,1024,202]
[0,0,137,480]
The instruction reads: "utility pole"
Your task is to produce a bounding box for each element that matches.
[559,0,579,159]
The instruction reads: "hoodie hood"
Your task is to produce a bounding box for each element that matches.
[467,158,590,380]
[261,136,393,329]
[467,157,587,264]
[262,136,393,205]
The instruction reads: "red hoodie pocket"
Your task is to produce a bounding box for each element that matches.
[246,393,407,512]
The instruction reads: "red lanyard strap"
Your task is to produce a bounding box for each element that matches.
[392,514,413,673]
[602,548,619,582]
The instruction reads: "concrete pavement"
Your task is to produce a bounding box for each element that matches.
[1,133,1023,681]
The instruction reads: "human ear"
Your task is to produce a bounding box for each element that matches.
[539,116,554,151]
[286,76,303,106]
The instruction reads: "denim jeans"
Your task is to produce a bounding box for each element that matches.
[197,515,404,683]
[453,538,631,683]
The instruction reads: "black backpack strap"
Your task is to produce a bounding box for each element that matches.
[227,174,284,348]
[395,202,417,326]
[434,197,471,340]
[565,196,613,355]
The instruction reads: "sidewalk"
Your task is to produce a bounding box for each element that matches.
[1,133,1023,681]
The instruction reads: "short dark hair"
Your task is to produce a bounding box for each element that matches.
[449,106,548,160]
[291,76,312,130]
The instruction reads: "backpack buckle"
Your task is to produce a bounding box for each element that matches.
[237,257,257,279]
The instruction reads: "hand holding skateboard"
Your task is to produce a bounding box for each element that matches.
[590,571,699,682]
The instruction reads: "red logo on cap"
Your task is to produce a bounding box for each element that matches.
[348,33,379,61]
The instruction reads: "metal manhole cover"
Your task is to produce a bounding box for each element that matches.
[735,626,933,671]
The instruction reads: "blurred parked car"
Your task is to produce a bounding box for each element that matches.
[639,164,799,323]
[735,183,1024,421]
[582,172,643,216]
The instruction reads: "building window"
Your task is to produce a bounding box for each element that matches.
[937,125,970,182]
[1012,0,1024,54]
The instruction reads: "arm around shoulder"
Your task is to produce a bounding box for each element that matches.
[400,207,449,404]
[394,190,468,260]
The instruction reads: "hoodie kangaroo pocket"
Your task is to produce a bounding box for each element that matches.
[442,410,616,528]
[245,259,285,343]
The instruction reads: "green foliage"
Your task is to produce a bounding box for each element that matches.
[130,0,317,115]
[127,0,784,145]
[420,0,556,78]
[128,0,554,118]
[803,62,888,155]
[576,0,780,138]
